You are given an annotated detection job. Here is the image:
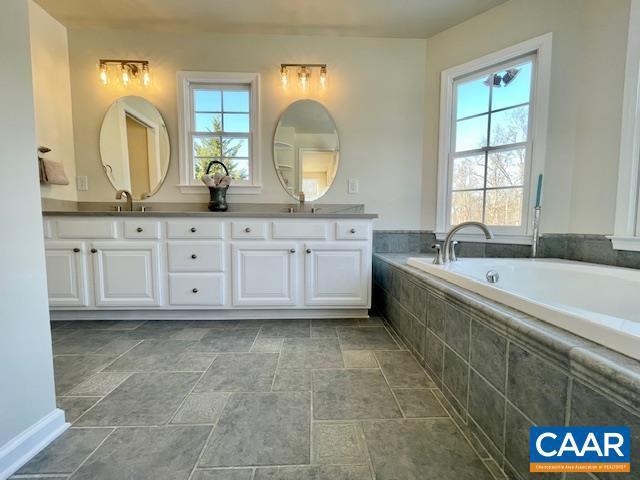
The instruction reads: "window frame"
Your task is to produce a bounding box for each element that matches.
[177,71,261,194]
[435,34,552,244]
[611,0,640,251]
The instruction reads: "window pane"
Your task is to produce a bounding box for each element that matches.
[222,158,249,180]
[452,154,485,190]
[451,190,483,225]
[223,90,250,112]
[456,76,490,119]
[195,113,222,132]
[489,105,529,147]
[223,113,250,133]
[193,136,222,158]
[223,137,249,157]
[492,61,532,111]
[194,90,221,112]
[487,148,525,188]
[456,115,488,152]
[193,157,216,181]
[485,188,523,226]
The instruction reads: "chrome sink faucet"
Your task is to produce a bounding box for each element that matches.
[115,190,133,212]
[434,221,494,265]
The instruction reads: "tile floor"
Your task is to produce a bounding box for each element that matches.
[13,318,498,480]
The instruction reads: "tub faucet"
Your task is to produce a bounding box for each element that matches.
[115,190,133,212]
[443,221,494,263]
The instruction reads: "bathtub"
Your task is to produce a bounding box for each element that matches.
[406,257,640,360]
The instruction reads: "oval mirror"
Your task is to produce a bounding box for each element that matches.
[100,96,170,199]
[274,100,339,202]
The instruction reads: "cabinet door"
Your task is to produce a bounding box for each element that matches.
[92,242,161,307]
[45,241,89,307]
[232,243,297,306]
[305,242,369,306]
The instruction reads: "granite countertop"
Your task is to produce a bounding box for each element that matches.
[42,201,378,219]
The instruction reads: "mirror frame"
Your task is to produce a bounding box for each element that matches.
[273,99,340,202]
[99,96,170,200]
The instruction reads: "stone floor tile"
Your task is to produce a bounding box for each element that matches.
[312,369,402,420]
[362,418,493,480]
[279,338,344,369]
[74,372,200,426]
[199,392,310,467]
[375,351,434,388]
[191,469,254,480]
[337,327,399,350]
[250,337,284,353]
[342,351,377,368]
[312,422,366,465]
[254,465,372,479]
[258,319,310,338]
[67,372,131,396]
[311,326,338,338]
[53,354,117,395]
[16,428,112,475]
[171,392,229,424]
[104,339,215,372]
[194,353,278,392]
[272,368,311,391]
[392,389,447,418]
[190,329,260,353]
[57,396,101,423]
[71,426,210,479]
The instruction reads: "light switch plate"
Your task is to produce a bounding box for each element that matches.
[77,176,88,191]
[348,178,359,194]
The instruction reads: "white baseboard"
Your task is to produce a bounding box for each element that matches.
[0,409,68,480]
[50,308,370,321]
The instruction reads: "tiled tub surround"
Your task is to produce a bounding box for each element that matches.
[373,253,640,480]
[13,318,499,480]
[373,231,640,269]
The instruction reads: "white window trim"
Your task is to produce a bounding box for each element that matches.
[176,71,262,194]
[435,33,552,241]
[610,0,640,251]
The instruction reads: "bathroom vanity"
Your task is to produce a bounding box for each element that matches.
[43,205,376,319]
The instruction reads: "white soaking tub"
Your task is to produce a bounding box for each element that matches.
[406,257,640,360]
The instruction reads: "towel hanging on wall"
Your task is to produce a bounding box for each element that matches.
[38,146,69,185]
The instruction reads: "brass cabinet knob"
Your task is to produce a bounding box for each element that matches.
[90,248,98,254]
[190,227,197,233]
[136,227,143,232]
[192,288,199,293]
[73,247,80,253]
[191,254,197,259]
[350,228,356,234]
[306,248,312,254]
[245,227,251,233]
[290,248,296,254]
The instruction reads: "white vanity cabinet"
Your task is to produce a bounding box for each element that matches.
[43,215,374,319]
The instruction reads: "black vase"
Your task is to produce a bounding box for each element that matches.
[208,186,228,211]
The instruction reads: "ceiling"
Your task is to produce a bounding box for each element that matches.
[34,0,507,39]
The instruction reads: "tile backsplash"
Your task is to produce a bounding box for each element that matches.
[373,231,640,269]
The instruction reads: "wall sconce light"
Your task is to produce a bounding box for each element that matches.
[280,64,328,91]
[99,59,151,87]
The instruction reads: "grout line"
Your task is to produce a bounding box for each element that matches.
[66,427,116,477]
[372,353,406,418]
[167,357,218,425]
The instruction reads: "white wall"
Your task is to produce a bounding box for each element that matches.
[66,29,426,229]
[422,0,631,234]
[29,1,78,202]
[0,0,63,476]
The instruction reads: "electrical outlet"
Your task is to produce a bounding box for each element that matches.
[77,176,88,191]
[348,178,359,194]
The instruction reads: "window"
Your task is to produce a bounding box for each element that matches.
[436,34,552,242]
[177,72,261,193]
[611,0,640,251]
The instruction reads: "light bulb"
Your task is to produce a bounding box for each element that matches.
[319,66,328,90]
[99,63,109,85]
[121,64,130,86]
[142,64,151,87]
[298,67,309,91]
[280,66,288,88]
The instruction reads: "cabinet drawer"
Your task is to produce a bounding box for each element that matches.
[272,221,328,239]
[167,242,224,272]
[124,221,161,239]
[169,274,224,306]
[57,220,117,239]
[335,221,370,240]
[167,220,223,239]
[231,221,267,239]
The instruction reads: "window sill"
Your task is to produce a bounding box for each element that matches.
[434,232,533,245]
[607,236,640,252]
[177,184,263,195]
